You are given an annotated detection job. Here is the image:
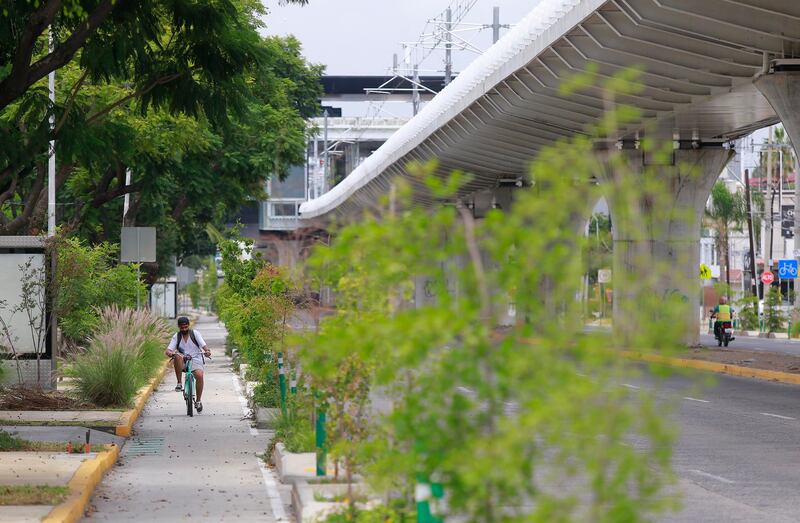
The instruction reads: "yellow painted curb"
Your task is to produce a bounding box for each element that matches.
[42,444,121,523]
[622,351,800,385]
[115,360,170,437]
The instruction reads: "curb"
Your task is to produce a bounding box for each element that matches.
[622,351,800,385]
[115,360,170,437]
[42,444,121,523]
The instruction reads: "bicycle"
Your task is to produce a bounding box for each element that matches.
[181,353,210,416]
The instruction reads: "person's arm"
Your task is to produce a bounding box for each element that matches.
[195,332,211,357]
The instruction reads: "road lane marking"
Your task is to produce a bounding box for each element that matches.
[257,455,289,521]
[689,469,734,484]
[231,375,259,435]
[683,397,710,403]
[622,383,640,390]
[761,412,796,420]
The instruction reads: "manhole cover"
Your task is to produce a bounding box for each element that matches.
[122,437,165,457]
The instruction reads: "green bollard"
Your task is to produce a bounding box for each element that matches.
[415,475,444,523]
[315,400,327,476]
[290,372,297,395]
[278,352,287,418]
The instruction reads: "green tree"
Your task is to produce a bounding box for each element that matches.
[705,181,745,298]
[1,1,321,271]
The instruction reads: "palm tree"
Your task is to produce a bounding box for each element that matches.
[705,181,746,298]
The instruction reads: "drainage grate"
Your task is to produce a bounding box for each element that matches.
[121,437,165,457]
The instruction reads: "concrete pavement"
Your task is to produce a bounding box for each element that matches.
[85,316,292,522]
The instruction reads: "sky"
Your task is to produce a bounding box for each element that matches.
[260,0,539,74]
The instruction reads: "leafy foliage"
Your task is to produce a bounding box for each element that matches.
[298,72,690,520]
[52,236,146,347]
[1,2,322,273]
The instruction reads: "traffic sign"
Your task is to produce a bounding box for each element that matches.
[699,263,712,280]
[598,268,611,283]
[761,271,775,285]
[778,259,798,279]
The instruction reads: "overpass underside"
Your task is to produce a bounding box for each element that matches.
[301,0,800,343]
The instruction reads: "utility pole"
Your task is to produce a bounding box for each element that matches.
[767,126,774,265]
[745,168,759,299]
[412,65,421,116]
[323,109,329,192]
[444,8,453,85]
[492,6,501,43]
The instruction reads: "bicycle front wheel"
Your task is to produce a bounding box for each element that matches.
[185,377,194,417]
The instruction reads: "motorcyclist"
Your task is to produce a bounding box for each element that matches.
[711,296,735,342]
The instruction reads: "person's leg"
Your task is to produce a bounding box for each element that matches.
[172,354,184,385]
[193,369,204,402]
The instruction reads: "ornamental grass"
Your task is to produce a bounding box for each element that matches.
[67,306,171,407]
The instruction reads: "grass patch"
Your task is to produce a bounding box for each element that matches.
[0,430,105,452]
[0,485,70,505]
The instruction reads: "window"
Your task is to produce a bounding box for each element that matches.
[271,203,297,217]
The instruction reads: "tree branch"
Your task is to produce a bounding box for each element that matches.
[53,68,90,136]
[1,163,47,235]
[0,0,117,111]
[84,71,187,126]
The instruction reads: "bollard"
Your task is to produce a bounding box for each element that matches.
[315,398,327,477]
[415,475,444,523]
[278,352,287,418]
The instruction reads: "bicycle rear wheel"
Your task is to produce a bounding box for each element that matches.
[185,377,194,417]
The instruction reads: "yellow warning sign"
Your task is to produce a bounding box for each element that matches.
[699,263,712,280]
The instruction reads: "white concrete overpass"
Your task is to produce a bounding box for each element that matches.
[299,0,800,340]
[301,0,800,220]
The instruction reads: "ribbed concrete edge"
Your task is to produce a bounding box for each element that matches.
[622,351,800,385]
[41,444,121,523]
[115,360,171,437]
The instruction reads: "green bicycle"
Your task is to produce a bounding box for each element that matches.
[182,354,210,416]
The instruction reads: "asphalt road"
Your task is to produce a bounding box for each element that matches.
[627,370,800,522]
[698,332,800,356]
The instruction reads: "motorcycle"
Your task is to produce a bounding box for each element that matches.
[710,309,734,347]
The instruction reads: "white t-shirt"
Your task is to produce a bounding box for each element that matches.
[168,330,207,363]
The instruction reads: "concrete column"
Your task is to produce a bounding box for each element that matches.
[755,71,800,258]
[601,147,734,345]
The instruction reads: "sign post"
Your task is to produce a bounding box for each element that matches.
[598,269,611,318]
[121,227,157,309]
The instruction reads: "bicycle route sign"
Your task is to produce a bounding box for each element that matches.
[778,259,798,279]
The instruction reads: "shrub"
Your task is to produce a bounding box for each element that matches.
[66,343,141,407]
[736,295,759,330]
[66,306,170,407]
[52,237,148,348]
[252,382,280,408]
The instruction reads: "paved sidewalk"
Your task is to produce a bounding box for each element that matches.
[85,316,292,522]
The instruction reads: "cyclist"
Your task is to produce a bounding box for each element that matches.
[165,317,211,412]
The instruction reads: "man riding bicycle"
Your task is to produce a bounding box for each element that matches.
[165,317,211,412]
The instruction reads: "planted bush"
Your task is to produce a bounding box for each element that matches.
[67,306,170,407]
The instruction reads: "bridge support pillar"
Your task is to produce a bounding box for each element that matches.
[755,69,800,174]
[602,148,734,346]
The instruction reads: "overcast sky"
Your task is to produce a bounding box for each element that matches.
[260,0,541,75]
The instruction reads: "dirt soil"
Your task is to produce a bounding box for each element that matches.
[677,346,800,374]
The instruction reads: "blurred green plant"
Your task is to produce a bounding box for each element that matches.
[298,68,690,520]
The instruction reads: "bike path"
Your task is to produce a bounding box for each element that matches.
[85,315,291,522]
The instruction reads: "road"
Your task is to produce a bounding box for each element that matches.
[698,332,800,356]
[628,369,800,522]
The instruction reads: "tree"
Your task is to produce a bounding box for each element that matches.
[1,2,322,270]
[1,0,272,234]
[705,181,745,298]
